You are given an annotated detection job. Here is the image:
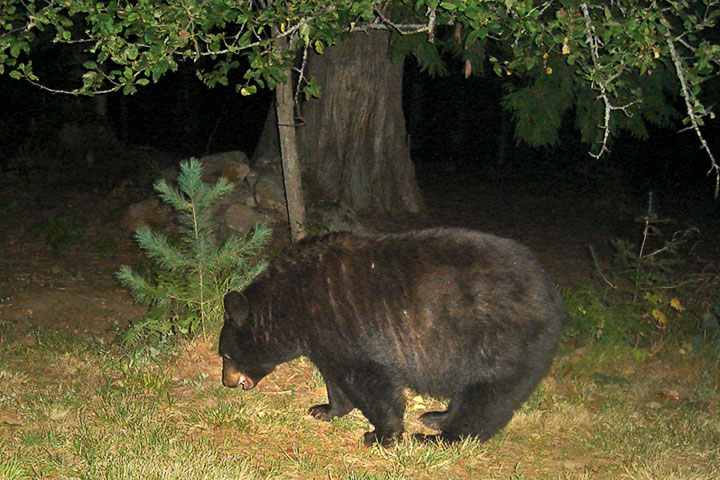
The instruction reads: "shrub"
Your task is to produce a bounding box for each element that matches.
[566,194,719,347]
[116,159,270,346]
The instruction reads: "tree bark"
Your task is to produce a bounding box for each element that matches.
[276,78,308,242]
[274,33,307,242]
[254,31,423,216]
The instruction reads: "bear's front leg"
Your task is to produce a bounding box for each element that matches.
[309,379,354,421]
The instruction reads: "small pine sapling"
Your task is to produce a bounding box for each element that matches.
[575,193,713,345]
[117,158,270,345]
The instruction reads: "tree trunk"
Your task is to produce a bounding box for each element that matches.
[254,31,423,216]
[276,75,308,242]
[274,32,307,242]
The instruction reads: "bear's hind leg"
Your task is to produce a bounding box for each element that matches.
[309,379,354,421]
[334,364,405,446]
[433,380,519,443]
[419,410,448,431]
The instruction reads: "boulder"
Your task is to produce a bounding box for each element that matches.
[121,198,169,231]
[253,173,286,213]
[199,151,251,185]
[224,203,278,237]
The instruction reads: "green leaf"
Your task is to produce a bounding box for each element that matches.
[82,71,97,87]
[10,42,23,58]
[303,78,321,98]
[465,28,482,47]
[440,1,457,11]
[126,44,139,60]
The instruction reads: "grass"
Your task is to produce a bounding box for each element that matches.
[1,320,719,480]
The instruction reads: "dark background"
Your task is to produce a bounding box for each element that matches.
[1,55,718,222]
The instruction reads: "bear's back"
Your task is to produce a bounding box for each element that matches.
[249,228,566,395]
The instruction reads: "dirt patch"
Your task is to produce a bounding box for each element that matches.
[173,340,223,384]
[1,287,144,339]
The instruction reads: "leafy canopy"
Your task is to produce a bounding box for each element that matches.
[1,1,718,188]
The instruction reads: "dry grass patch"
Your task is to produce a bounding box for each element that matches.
[1,321,718,479]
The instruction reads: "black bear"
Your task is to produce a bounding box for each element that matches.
[219,228,567,445]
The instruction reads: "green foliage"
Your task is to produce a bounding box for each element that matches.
[390,33,449,77]
[565,195,719,346]
[562,283,646,345]
[595,194,702,300]
[116,158,270,346]
[0,1,718,183]
[503,55,575,147]
[0,1,378,96]
[0,455,25,480]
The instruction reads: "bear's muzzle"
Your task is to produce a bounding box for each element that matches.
[222,358,255,390]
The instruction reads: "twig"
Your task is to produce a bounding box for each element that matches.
[293,41,310,122]
[581,3,612,159]
[666,36,720,197]
[371,5,433,37]
[23,76,119,95]
[205,104,226,155]
[589,245,618,289]
[580,5,645,160]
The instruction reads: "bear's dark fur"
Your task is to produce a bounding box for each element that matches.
[219,228,567,445]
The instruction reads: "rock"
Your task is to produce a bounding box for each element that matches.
[253,151,283,176]
[306,202,366,234]
[231,190,256,208]
[253,174,286,212]
[121,198,169,231]
[224,203,277,237]
[157,165,179,184]
[201,150,250,165]
[158,151,251,188]
[221,161,251,185]
[199,151,251,185]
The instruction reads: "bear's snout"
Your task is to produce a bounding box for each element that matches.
[221,358,254,389]
[222,372,240,388]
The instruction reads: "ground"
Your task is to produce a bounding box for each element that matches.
[1,164,719,479]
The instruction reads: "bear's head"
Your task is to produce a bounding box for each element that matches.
[219,291,277,390]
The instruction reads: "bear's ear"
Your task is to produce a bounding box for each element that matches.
[224,291,249,327]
